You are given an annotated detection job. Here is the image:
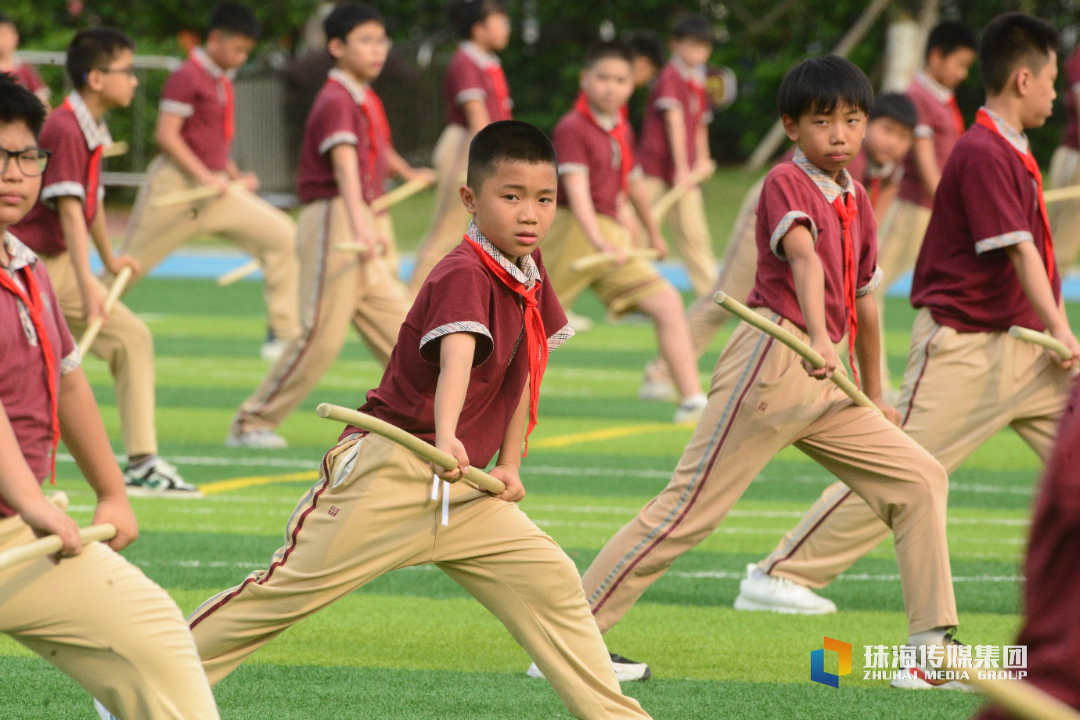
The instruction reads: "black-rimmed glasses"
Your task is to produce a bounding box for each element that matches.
[0,148,51,177]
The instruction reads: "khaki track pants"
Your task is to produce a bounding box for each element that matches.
[188,435,651,720]
[119,156,300,342]
[761,308,1074,590]
[408,124,472,295]
[0,504,218,720]
[42,252,157,457]
[582,311,956,636]
[233,197,408,434]
[638,176,717,297]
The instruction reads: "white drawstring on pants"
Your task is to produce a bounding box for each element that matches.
[431,474,450,526]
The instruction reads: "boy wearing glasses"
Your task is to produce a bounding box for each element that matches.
[11,29,198,496]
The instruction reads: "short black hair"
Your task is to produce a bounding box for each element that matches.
[0,12,13,27]
[869,92,918,130]
[0,73,47,139]
[467,120,557,192]
[671,13,715,44]
[583,40,633,69]
[777,55,873,120]
[627,30,664,70]
[324,2,383,44]
[208,1,261,40]
[450,0,506,41]
[66,27,134,90]
[980,13,1059,95]
[925,20,977,60]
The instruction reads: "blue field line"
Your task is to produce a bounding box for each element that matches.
[89,249,1080,299]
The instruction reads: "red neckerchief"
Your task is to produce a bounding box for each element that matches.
[573,92,633,191]
[465,237,547,455]
[483,63,513,121]
[327,76,381,196]
[0,263,59,483]
[60,98,103,225]
[947,96,966,138]
[831,193,860,388]
[974,109,1056,281]
[191,50,235,143]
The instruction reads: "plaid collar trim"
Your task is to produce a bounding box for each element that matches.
[466,220,539,289]
[792,148,855,204]
[2,231,39,273]
[461,41,500,69]
[586,102,619,131]
[914,70,954,104]
[670,56,706,85]
[980,106,1030,155]
[193,46,236,80]
[328,68,368,106]
[64,91,112,151]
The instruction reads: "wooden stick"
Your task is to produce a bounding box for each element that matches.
[101,141,129,158]
[570,248,660,272]
[967,675,1080,720]
[78,266,132,356]
[0,523,116,572]
[712,291,881,414]
[1009,326,1074,360]
[149,180,247,208]
[216,259,262,287]
[315,403,506,495]
[1043,184,1080,204]
[652,161,717,222]
[214,180,430,286]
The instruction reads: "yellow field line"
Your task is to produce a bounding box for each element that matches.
[198,421,694,494]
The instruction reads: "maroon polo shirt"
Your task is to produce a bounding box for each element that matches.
[159,48,233,172]
[910,121,1061,334]
[12,96,108,256]
[746,156,879,344]
[1062,46,1080,151]
[0,233,78,516]
[638,59,713,186]
[296,70,385,206]
[10,61,48,97]
[553,107,635,220]
[343,233,570,469]
[899,73,962,208]
[444,43,512,129]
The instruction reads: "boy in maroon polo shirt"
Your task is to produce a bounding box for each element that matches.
[0,74,220,720]
[118,1,300,362]
[11,29,196,495]
[741,17,1080,691]
[636,13,717,298]
[0,14,50,106]
[639,93,918,404]
[580,57,958,683]
[409,0,512,293]
[541,41,706,422]
[226,2,425,449]
[187,120,652,720]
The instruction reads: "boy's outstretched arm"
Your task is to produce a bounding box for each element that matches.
[853,292,902,425]
[57,367,138,551]
[784,225,840,379]
[433,332,477,481]
[1006,241,1080,369]
[330,143,382,258]
[489,385,528,503]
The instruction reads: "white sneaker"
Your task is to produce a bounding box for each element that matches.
[565,310,594,332]
[94,697,118,720]
[526,652,651,682]
[733,563,837,614]
[638,380,677,403]
[260,338,289,362]
[673,393,708,423]
[123,458,203,498]
[890,637,978,692]
[226,427,288,449]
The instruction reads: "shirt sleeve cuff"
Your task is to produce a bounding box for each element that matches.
[60,347,82,375]
[547,323,575,351]
[975,231,1033,255]
[557,162,589,176]
[914,124,934,139]
[654,97,683,112]
[41,182,86,202]
[769,211,818,260]
[159,99,195,117]
[856,265,883,297]
[318,132,359,155]
[455,88,487,105]
[419,321,493,365]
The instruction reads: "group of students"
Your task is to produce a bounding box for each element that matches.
[2,2,1080,719]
